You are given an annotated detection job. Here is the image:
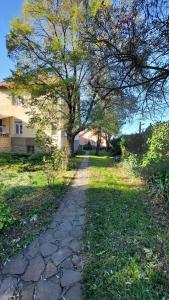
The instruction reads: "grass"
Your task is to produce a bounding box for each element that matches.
[0,152,82,265]
[83,154,169,300]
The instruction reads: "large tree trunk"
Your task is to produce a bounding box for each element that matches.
[67,133,75,157]
[105,134,111,152]
[95,130,102,156]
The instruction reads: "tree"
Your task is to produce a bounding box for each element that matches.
[89,103,123,155]
[7,0,111,156]
[83,0,169,115]
[7,0,138,156]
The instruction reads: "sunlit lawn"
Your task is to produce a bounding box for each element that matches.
[83,154,169,299]
[0,152,82,265]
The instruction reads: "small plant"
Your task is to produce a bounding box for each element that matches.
[0,197,14,230]
[43,146,70,186]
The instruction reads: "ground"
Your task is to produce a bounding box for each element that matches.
[1,152,169,299]
[0,155,89,300]
[0,152,82,265]
[83,154,169,299]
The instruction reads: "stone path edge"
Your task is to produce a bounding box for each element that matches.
[0,155,89,300]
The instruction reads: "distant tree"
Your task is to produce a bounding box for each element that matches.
[90,104,123,155]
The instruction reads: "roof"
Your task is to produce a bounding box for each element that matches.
[0,82,8,89]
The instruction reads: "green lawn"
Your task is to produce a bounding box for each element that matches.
[0,152,82,265]
[83,155,169,300]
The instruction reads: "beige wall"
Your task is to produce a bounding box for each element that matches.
[0,87,67,150]
[0,137,11,152]
[79,130,106,147]
[0,88,35,138]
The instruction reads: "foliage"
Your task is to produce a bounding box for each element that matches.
[0,197,14,230]
[43,146,69,186]
[28,152,45,164]
[6,0,112,156]
[89,104,124,155]
[124,122,169,205]
[83,142,93,150]
[110,137,122,156]
[142,122,169,167]
[7,0,137,156]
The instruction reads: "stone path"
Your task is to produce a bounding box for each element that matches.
[0,155,89,300]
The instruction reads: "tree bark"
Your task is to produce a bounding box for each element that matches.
[105,134,111,152]
[67,133,75,157]
[95,130,101,156]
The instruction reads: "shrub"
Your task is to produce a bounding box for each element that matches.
[110,138,122,156]
[83,142,93,150]
[142,122,169,167]
[43,146,69,186]
[124,122,169,204]
[28,152,45,164]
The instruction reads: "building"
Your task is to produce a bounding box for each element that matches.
[78,129,106,148]
[0,82,67,153]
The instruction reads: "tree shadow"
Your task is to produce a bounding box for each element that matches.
[84,158,169,299]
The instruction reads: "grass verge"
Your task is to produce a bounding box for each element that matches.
[0,152,82,266]
[83,155,169,299]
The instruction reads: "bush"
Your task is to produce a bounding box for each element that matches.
[28,152,45,164]
[124,122,169,204]
[110,138,122,156]
[142,122,169,167]
[83,142,93,150]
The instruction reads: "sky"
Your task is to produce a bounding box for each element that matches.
[0,0,168,135]
[0,0,23,82]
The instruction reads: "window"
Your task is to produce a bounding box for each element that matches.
[27,145,35,153]
[15,122,23,135]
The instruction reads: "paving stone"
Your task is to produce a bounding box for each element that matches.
[35,279,61,300]
[40,242,58,257]
[73,216,85,226]
[69,240,80,253]
[20,284,35,300]
[22,256,45,282]
[72,255,82,268]
[2,254,28,275]
[0,277,18,300]
[59,221,72,232]
[60,258,74,269]
[65,283,82,300]
[52,248,72,266]
[61,237,73,247]
[44,262,57,279]
[25,240,40,259]
[61,270,81,287]
[71,227,83,239]
[40,230,55,243]
[54,230,70,240]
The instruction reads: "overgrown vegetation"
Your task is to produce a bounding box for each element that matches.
[0,152,81,265]
[123,122,169,205]
[84,154,169,299]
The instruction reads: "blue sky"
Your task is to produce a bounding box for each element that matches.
[0,0,23,82]
[0,0,168,134]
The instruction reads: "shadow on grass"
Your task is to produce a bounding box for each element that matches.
[84,187,169,299]
[83,156,169,300]
[0,181,68,266]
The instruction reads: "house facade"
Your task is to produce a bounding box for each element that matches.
[0,83,67,153]
[78,129,106,148]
